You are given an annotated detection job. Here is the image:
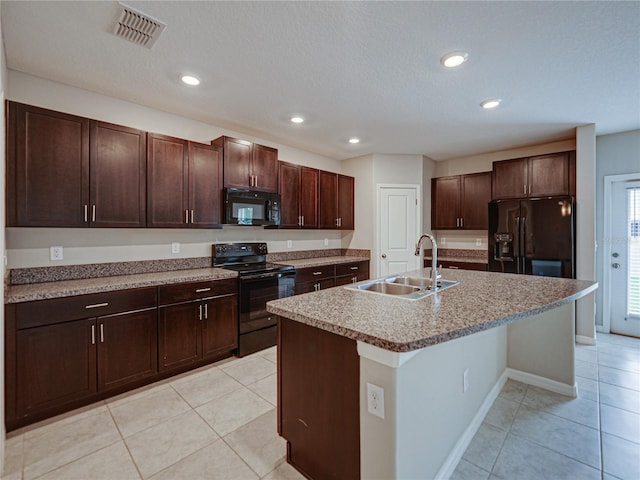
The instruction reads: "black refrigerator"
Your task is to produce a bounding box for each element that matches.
[488,197,575,278]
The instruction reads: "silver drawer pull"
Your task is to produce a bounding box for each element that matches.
[448,266,459,269]
[312,272,323,276]
[91,325,95,345]
[85,302,109,309]
[196,288,211,293]
[349,266,358,270]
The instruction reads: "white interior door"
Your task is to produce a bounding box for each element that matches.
[378,186,420,276]
[610,180,640,337]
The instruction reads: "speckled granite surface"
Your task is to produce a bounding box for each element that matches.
[425,248,488,264]
[274,256,370,268]
[267,248,370,262]
[267,268,597,352]
[6,268,237,304]
[9,257,212,285]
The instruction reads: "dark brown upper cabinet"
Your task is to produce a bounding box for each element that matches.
[212,136,278,193]
[7,102,90,227]
[278,161,319,229]
[492,151,574,200]
[7,102,146,227]
[431,172,492,230]
[90,121,146,227]
[147,133,222,228]
[319,172,355,230]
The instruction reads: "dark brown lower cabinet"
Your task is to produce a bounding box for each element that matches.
[158,280,238,373]
[278,317,360,480]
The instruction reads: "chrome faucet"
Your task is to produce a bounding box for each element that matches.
[415,233,439,289]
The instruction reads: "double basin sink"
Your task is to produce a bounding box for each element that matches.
[346,273,459,300]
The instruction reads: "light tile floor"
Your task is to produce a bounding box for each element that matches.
[452,332,640,480]
[2,333,639,479]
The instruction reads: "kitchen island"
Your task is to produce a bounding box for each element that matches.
[267,268,597,480]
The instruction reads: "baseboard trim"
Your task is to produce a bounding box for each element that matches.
[576,334,597,346]
[506,368,577,397]
[434,370,509,480]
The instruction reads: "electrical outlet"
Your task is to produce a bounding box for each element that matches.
[463,368,469,393]
[441,237,446,245]
[324,238,329,246]
[367,383,385,419]
[475,238,482,247]
[171,242,180,254]
[50,246,63,261]
[287,240,293,248]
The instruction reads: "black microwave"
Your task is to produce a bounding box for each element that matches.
[224,188,281,226]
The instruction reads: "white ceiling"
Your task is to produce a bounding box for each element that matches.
[2,1,639,161]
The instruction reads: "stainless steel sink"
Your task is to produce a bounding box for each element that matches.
[346,275,459,300]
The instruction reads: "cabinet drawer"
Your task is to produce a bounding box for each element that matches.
[335,272,369,287]
[295,265,335,283]
[440,261,487,271]
[335,261,369,277]
[15,287,157,329]
[295,278,335,295]
[158,278,237,306]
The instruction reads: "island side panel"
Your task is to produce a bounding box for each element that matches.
[359,326,507,480]
[507,302,576,394]
[277,317,360,480]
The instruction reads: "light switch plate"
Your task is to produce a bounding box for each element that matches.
[287,240,293,248]
[171,242,180,254]
[475,238,482,246]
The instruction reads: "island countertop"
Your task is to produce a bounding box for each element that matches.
[267,268,597,352]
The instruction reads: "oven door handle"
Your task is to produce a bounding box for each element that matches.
[241,271,296,281]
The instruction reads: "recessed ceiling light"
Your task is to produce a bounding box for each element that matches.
[181,75,200,86]
[440,52,468,68]
[480,99,502,109]
[348,138,360,144]
[290,116,304,124]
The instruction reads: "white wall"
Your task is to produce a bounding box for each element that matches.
[595,130,640,328]
[576,124,597,342]
[5,71,351,268]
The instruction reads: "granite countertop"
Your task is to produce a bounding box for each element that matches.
[427,256,488,264]
[274,256,370,269]
[5,268,238,304]
[267,268,597,352]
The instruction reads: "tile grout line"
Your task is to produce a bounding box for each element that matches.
[105,400,144,480]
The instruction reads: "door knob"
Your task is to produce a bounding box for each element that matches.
[612,263,621,269]
[612,252,619,258]
[381,254,387,259]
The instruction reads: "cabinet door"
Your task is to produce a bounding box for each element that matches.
[90,121,146,227]
[97,309,158,392]
[252,144,279,192]
[460,172,491,229]
[9,102,89,227]
[147,133,188,227]
[300,167,319,228]
[528,152,570,197]
[221,137,252,189]
[278,161,301,228]
[158,303,201,371]
[188,142,223,227]
[319,171,338,229]
[201,295,238,360]
[492,158,527,200]
[431,176,460,229]
[16,319,96,418]
[338,174,355,230]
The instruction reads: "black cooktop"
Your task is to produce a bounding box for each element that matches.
[212,242,294,276]
[220,262,294,275]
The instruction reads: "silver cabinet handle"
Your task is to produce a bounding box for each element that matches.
[352,276,357,283]
[460,217,463,227]
[84,205,88,223]
[456,218,459,227]
[338,218,342,227]
[92,205,96,222]
[91,324,95,345]
[85,302,109,309]
[350,266,358,270]
[312,271,322,276]
[254,176,258,188]
[448,265,459,269]
[100,323,104,343]
[198,304,203,320]
[190,210,194,223]
[301,215,304,226]
[185,210,189,224]
[298,216,301,226]
[204,303,208,319]
[314,283,320,291]
[524,184,527,195]
[336,218,339,227]
[196,287,211,293]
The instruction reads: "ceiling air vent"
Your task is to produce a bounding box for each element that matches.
[112,3,166,49]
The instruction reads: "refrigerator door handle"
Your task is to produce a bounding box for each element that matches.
[521,217,527,274]
[515,216,521,273]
